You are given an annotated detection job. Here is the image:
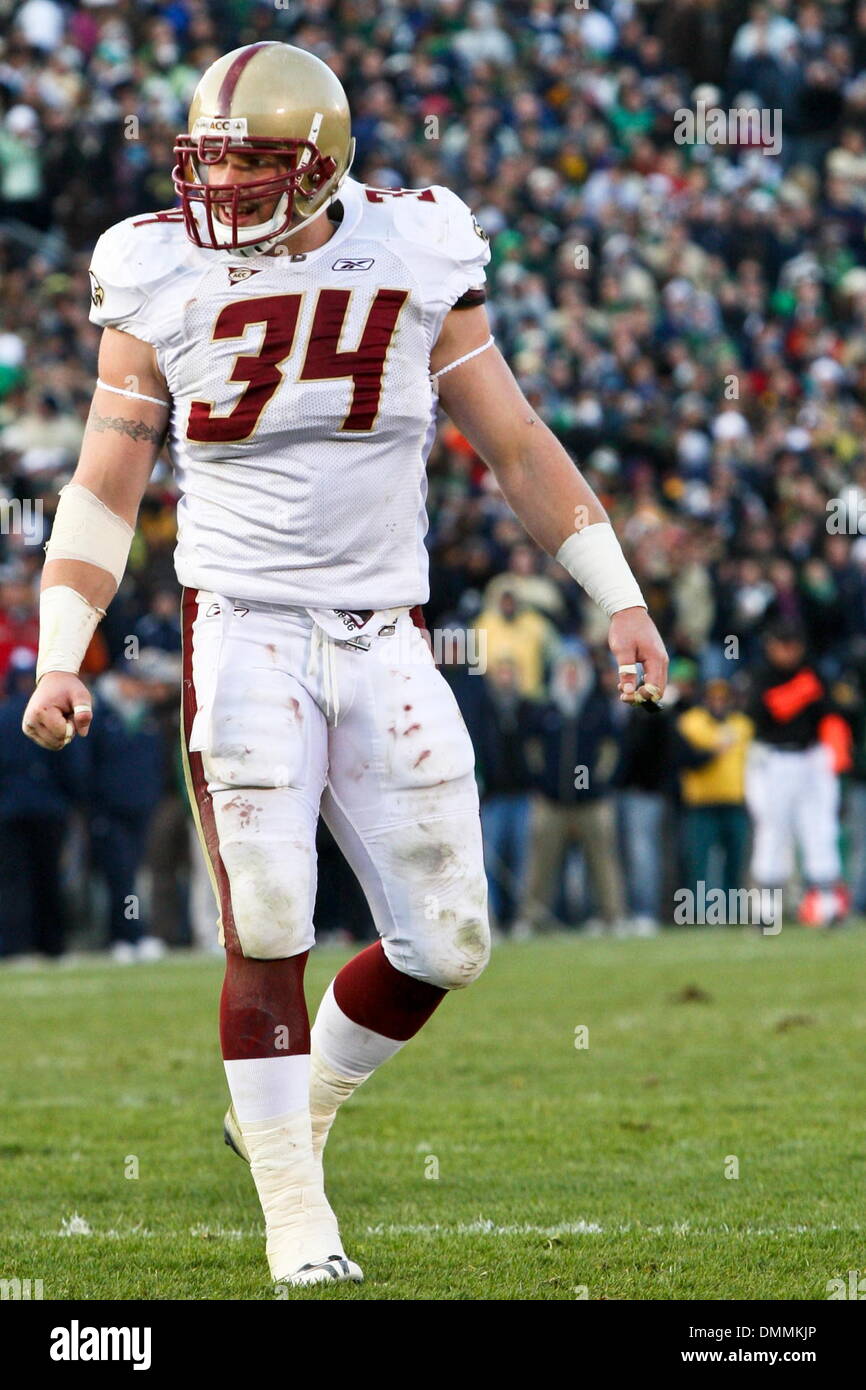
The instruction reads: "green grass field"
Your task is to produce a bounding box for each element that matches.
[2,925,865,1301]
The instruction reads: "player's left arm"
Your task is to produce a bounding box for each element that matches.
[432,305,667,702]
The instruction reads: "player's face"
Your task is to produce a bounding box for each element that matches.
[205,151,291,227]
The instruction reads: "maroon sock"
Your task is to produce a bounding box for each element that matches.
[220,951,310,1060]
[332,941,446,1042]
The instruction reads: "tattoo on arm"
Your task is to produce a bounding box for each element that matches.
[88,410,167,446]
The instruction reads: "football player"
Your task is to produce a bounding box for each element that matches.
[22,42,667,1287]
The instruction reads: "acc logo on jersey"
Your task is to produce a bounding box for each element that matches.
[227,267,262,284]
[332,257,375,272]
[89,271,104,307]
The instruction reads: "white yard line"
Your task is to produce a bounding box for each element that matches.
[37,1217,860,1240]
[363,1219,858,1238]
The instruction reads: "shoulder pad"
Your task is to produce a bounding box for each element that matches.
[366,184,488,255]
[361,183,490,313]
[88,212,189,340]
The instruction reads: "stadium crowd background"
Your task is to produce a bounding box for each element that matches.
[3,0,866,956]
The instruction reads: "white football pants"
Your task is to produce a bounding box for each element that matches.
[181,590,490,988]
[745,741,841,887]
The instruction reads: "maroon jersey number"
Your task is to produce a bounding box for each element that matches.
[187,288,408,442]
[187,295,302,443]
[300,288,408,432]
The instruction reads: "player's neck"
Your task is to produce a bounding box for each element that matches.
[265,205,340,258]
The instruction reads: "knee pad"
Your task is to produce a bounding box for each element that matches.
[386,908,491,990]
[373,808,491,989]
[386,854,491,990]
[435,908,491,990]
[212,788,316,960]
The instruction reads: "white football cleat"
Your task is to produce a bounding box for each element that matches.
[286,1255,364,1287]
[224,1107,361,1285]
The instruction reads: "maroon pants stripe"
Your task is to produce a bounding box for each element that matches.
[181,586,241,955]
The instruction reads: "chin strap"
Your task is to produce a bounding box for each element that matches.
[209,193,290,257]
[223,177,348,258]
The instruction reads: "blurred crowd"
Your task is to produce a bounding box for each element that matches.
[3,0,866,955]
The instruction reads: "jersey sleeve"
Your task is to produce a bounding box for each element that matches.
[87,219,163,347]
[387,183,492,348]
[432,184,491,309]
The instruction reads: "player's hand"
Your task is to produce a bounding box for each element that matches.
[21,671,93,750]
[608,607,668,704]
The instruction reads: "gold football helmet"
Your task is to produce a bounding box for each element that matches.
[173,41,355,253]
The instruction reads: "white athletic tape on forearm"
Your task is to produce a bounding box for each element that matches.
[431,335,495,380]
[556,522,646,617]
[44,482,134,585]
[96,378,170,407]
[36,585,104,682]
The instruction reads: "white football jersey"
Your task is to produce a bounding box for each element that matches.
[88,177,490,608]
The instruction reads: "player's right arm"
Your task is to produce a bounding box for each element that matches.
[22,326,170,750]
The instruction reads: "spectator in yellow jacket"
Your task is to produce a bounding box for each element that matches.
[473,588,559,701]
[678,679,754,901]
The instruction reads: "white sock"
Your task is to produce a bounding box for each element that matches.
[223,1055,342,1281]
[309,982,407,1158]
[223,1055,310,1122]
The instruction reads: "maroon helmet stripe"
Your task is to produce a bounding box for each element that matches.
[181,587,240,954]
[216,42,275,117]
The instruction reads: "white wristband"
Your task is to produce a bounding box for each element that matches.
[36,585,103,682]
[556,522,646,617]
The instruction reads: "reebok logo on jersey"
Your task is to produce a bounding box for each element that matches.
[332,257,375,271]
[227,267,262,284]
